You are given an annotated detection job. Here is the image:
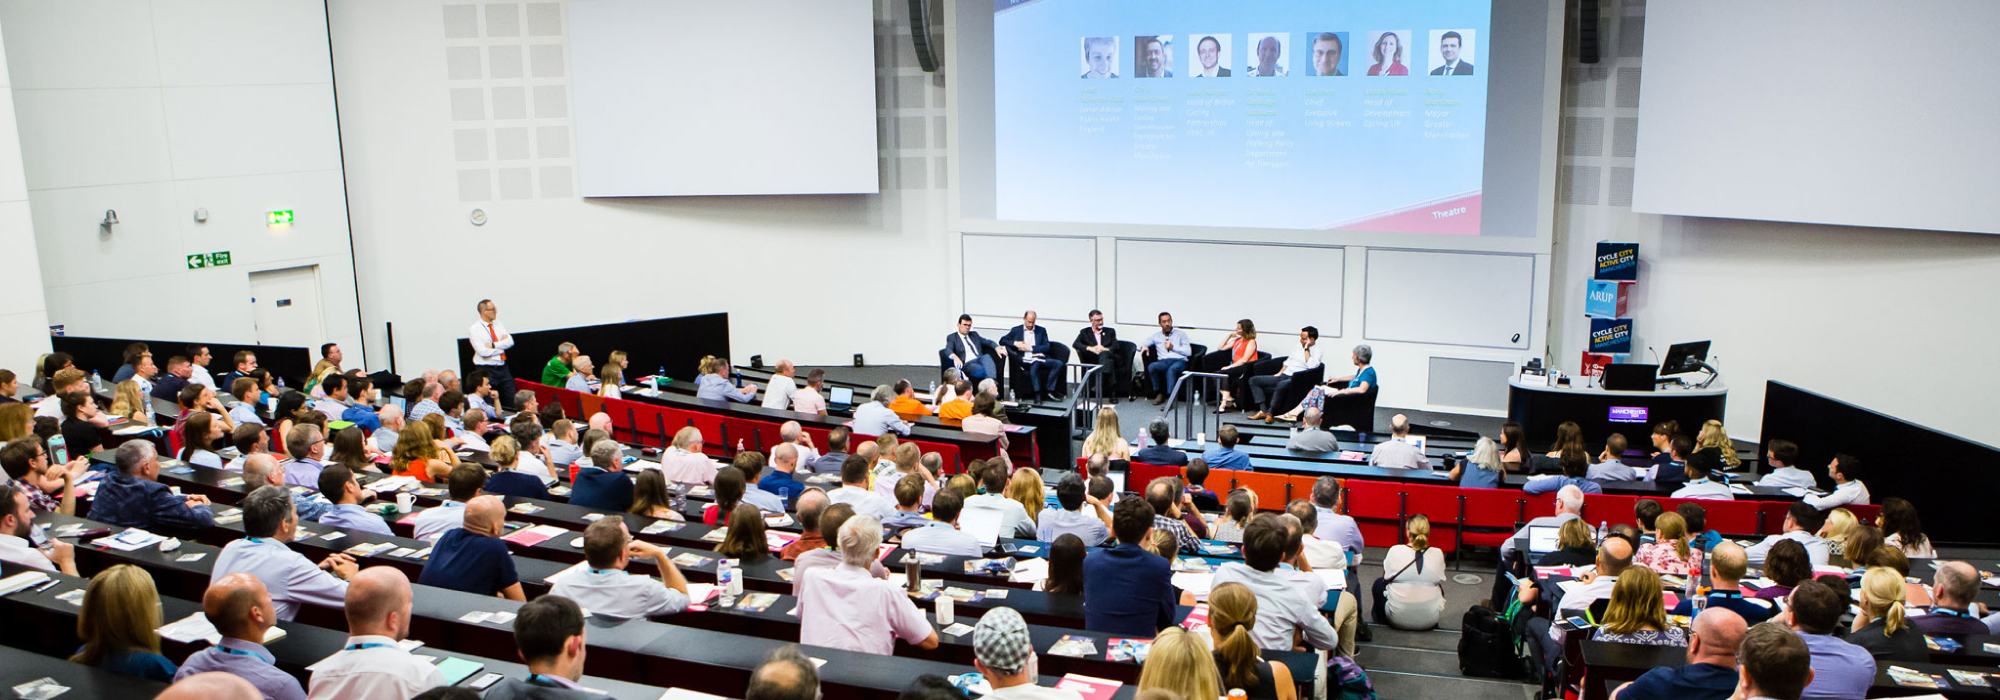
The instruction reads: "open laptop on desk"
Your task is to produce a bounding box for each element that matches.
[1527,524,1561,555]
[827,386,854,408]
[1601,363,1658,391]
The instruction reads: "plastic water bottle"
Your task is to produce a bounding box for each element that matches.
[1597,520,1608,545]
[717,558,738,605]
[656,367,666,390]
[90,371,103,392]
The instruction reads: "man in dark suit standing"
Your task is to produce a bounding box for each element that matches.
[1430,31,1474,75]
[1071,309,1131,400]
[1000,310,1063,402]
[943,314,998,382]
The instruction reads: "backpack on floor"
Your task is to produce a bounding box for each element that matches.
[1457,599,1531,680]
[1327,653,1378,700]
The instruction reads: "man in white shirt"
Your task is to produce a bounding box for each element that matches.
[852,385,912,437]
[1210,515,1340,653]
[1035,473,1111,546]
[1753,439,1816,490]
[973,607,1083,700]
[411,464,486,541]
[213,486,358,621]
[1587,433,1638,482]
[187,344,216,389]
[551,518,691,619]
[1246,326,1324,421]
[1287,500,1347,578]
[305,566,443,700]
[1744,502,1831,567]
[963,463,1032,539]
[1142,312,1193,405]
[760,361,799,410]
[468,299,516,407]
[0,483,77,575]
[796,514,940,655]
[371,405,403,454]
[1671,449,1735,500]
[826,455,894,521]
[776,421,819,466]
[1518,536,1634,646]
[872,444,937,509]
[1367,414,1430,469]
[899,489,987,558]
[1801,453,1869,511]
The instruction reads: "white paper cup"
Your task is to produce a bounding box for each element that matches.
[936,595,955,626]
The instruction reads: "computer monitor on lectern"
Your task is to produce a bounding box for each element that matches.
[1660,341,1711,376]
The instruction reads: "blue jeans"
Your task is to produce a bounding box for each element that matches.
[1147,358,1187,396]
[961,355,996,381]
[1024,358,1063,397]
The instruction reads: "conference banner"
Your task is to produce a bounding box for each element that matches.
[1589,317,1634,354]
[1594,242,1639,281]
[1584,279,1627,318]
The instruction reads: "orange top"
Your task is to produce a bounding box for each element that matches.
[936,400,974,426]
[1232,338,1259,364]
[888,395,933,422]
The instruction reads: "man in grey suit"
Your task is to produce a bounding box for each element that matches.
[485,595,598,698]
[1286,409,1340,452]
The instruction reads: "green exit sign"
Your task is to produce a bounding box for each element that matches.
[267,210,294,225]
[186,251,233,269]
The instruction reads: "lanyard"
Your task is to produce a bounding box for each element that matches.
[345,643,394,651]
[1929,607,1976,619]
[217,645,271,663]
[589,568,625,576]
[528,674,565,687]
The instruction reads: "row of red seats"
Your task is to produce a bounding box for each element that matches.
[516,380,997,474]
[1119,461,1878,554]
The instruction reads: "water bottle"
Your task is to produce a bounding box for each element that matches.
[717,558,737,606]
[656,367,666,390]
[47,433,68,465]
[90,371,103,392]
[1596,520,1608,545]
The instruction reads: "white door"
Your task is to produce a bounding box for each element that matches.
[248,265,326,351]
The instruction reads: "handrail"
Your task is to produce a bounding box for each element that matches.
[1162,371,1228,443]
[1064,362,1106,433]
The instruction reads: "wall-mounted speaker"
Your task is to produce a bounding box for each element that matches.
[1578,0,1601,64]
[908,0,940,72]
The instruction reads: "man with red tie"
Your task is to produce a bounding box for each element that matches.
[1072,309,1131,401]
[469,299,516,408]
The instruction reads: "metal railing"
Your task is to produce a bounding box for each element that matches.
[1063,362,1107,433]
[1161,371,1228,442]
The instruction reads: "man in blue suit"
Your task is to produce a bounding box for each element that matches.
[943,314,998,381]
[1000,311,1064,402]
[1082,498,1176,637]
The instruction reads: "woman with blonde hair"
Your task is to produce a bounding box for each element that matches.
[109,380,152,425]
[1850,567,1924,661]
[1591,567,1685,646]
[482,435,551,500]
[1137,627,1223,700]
[1538,518,1598,567]
[1634,511,1700,575]
[0,402,34,441]
[1376,513,1447,630]
[1205,582,1298,700]
[1819,507,1858,559]
[1695,420,1740,468]
[1448,436,1506,489]
[598,363,623,400]
[1004,467,1045,523]
[70,564,176,681]
[391,420,455,481]
[303,359,338,397]
[1080,406,1131,461]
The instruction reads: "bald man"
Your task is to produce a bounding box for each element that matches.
[1911,561,1991,637]
[175,573,306,700]
[778,420,819,465]
[1613,608,1749,700]
[306,567,443,700]
[761,361,799,410]
[418,495,524,600]
[1671,542,1773,623]
[160,672,262,700]
[588,412,613,436]
[761,443,809,505]
[1367,414,1430,469]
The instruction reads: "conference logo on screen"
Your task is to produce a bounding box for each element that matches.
[1594,242,1639,281]
[1607,406,1649,424]
[1589,317,1634,354]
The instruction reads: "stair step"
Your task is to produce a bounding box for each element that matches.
[1353,644,1468,677]
[1358,626,1462,652]
[1364,669,1537,700]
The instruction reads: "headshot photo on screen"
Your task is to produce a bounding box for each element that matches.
[1081,36,1119,78]
[1135,35,1174,77]
[1309,31,1349,76]
[1190,34,1232,77]
[1429,29,1476,75]
[1365,30,1411,76]
[1246,32,1289,76]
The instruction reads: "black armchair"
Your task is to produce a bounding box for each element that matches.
[1320,380,1379,432]
[1072,339,1137,398]
[1006,342,1070,400]
[1270,363,1326,415]
[1136,343,1208,397]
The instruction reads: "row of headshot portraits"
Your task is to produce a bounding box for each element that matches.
[1081,30,1476,79]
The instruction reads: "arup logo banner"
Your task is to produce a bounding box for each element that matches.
[1584,280,1627,318]
[1589,317,1634,354]
[1594,242,1638,281]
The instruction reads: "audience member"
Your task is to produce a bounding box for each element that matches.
[1211,489,1255,543]
[1133,419,1187,467]
[807,426,851,474]
[1212,514,1339,652]
[791,503,889,595]
[1524,450,1604,495]
[1802,453,1868,510]
[627,470,685,522]
[1669,542,1773,622]
[552,517,692,618]
[475,596,595,699]
[1784,580,1875,700]
[972,607,1079,700]
[411,463,485,541]
[1849,566,1924,662]
[1911,561,1990,637]
[1668,448,1733,500]
[731,452,786,513]
[778,490,832,560]
[0,482,75,574]
[1144,477,1204,555]
[883,474,937,533]
[57,394,105,455]
[900,489,985,557]
[658,427,720,485]
[1200,425,1250,471]
[1587,433,1637,482]
[213,486,356,620]
[1537,519,1599,568]
[1082,497,1175,636]
[964,462,1032,537]
[305,567,443,699]
[545,419,582,467]
[1282,409,1339,452]
[935,381,974,426]
[282,424,328,488]
[797,514,940,654]
[887,379,932,421]
[1367,415,1429,469]
[70,564,177,681]
[1207,582,1298,700]
[1136,626,1221,700]
[1592,566,1686,646]
[1376,514,1447,630]
[315,464,390,535]
[3,436,86,515]
[1753,539,1812,601]
[161,672,263,700]
[370,404,403,453]
[1037,534,1087,596]
[91,440,216,530]
[240,454,335,522]
[419,495,524,600]
[174,572,306,700]
[570,440,635,512]
[792,369,831,416]
[1635,511,1701,575]
[827,455,893,520]
[1734,622,1815,700]
[717,502,773,564]
[1753,439,1813,489]
[1036,472,1111,545]
[1745,502,1830,567]
[1609,608,1747,700]
[897,675,966,700]
[483,436,551,500]
[960,394,1006,438]
[745,646,822,700]
[850,384,912,436]
[1877,497,1935,558]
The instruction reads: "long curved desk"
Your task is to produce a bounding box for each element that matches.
[1507,378,1726,447]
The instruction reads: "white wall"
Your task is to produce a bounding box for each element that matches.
[0,0,363,369]
[328,0,952,376]
[1547,0,2000,445]
[0,21,51,373]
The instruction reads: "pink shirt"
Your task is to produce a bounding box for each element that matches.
[1634,540,1701,576]
[797,563,933,655]
[791,387,827,414]
[655,448,719,485]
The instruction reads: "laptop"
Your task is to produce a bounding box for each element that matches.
[1397,434,1428,451]
[1526,524,1561,554]
[1601,363,1659,392]
[959,508,1005,549]
[827,386,855,407]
